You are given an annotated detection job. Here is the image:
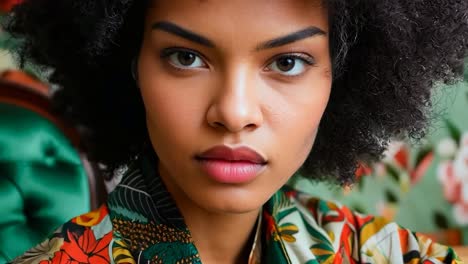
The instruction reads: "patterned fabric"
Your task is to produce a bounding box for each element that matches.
[10,153,462,263]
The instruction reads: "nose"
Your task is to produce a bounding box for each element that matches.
[206,66,263,133]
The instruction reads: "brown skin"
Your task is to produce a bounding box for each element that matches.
[137,1,331,263]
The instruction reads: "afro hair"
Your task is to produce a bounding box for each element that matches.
[4,0,468,185]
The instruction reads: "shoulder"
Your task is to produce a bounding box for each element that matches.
[275,187,462,263]
[9,205,114,264]
[278,187,388,245]
[278,186,375,229]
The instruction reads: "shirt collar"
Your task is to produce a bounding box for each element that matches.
[248,209,263,264]
[107,151,267,263]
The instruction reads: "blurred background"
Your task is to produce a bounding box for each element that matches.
[0,1,468,262]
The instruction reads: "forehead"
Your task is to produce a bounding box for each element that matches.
[145,0,329,48]
[147,0,327,15]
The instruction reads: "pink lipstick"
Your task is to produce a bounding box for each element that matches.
[195,145,267,184]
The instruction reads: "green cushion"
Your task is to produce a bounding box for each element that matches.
[0,103,90,262]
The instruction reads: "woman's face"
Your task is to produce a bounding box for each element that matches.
[138,0,331,214]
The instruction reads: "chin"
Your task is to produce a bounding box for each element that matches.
[195,189,268,215]
[206,203,261,215]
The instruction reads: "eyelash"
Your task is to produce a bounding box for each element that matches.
[264,53,316,77]
[160,47,316,76]
[160,47,208,71]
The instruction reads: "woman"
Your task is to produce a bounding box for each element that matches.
[5,0,468,263]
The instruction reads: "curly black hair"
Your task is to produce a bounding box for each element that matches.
[4,0,468,185]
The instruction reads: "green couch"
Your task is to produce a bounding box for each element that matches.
[0,77,98,262]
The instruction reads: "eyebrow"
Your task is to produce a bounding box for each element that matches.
[256,27,327,50]
[152,21,326,50]
[152,21,215,47]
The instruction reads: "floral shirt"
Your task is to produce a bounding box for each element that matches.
[10,154,462,264]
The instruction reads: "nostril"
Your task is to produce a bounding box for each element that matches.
[211,121,225,129]
[243,123,258,132]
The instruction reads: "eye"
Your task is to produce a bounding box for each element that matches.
[162,48,207,69]
[266,54,315,76]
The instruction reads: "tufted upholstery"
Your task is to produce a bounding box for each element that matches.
[0,72,104,262]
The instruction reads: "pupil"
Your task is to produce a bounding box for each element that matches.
[277,58,295,71]
[178,52,195,66]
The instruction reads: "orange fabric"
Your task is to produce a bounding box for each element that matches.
[0,71,80,146]
[1,70,49,96]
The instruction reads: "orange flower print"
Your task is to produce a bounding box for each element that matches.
[51,229,113,263]
[73,205,108,227]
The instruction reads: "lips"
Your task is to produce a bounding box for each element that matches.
[195,145,267,184]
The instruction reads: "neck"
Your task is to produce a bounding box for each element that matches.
[156,162,262,263]
[178,197,260,264]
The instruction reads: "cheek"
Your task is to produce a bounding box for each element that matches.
[138,76,197,157]
[141,86,178,135]
[138,61,206,141]
[269,78,331,161]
